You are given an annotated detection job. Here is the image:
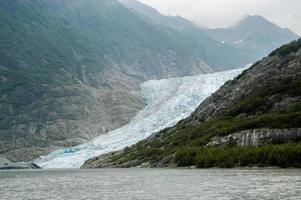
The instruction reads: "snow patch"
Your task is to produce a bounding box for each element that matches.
[235,40,243,44]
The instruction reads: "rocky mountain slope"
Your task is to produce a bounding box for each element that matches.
[83,39,301,168]
[0,0,220,161]
[206,15,300,60]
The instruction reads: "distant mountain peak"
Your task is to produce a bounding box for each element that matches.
[237,15,299,37]
[245,15,267,20]
[237,15,277,28]
[206,14,299,60]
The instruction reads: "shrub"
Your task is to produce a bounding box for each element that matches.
[287,101,301,112]
[228,96,265,117]
[175,143,301,168]
[195,149,217,168]
[175,148,198,167]
[216,151,235,168]
[270,39,301,57]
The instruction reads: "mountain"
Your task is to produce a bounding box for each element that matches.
[119,0,205,33]
[119,0,253,69]
[206,15,300,60]
[119,0,299,65]
[0,0,225,161]
[83,39,301,168]
[0,0,298,163]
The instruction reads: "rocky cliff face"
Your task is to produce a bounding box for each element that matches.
[0,67,144,161]
[207,128,301,147]
[185,45,301,125]
[82,39,301,168]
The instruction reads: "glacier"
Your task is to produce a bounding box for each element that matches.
[36,67,245,168]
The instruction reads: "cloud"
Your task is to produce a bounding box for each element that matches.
[138,0,301,35]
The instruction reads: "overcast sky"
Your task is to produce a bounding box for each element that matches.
[138,0,301,35]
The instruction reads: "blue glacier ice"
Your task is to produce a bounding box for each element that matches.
[36,67,246,168]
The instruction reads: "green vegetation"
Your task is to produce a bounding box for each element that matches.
[108,103,301,167]
[106,75,301,168]
[175,143,301,168]
[227,96,266,116]
[270,38,301,57]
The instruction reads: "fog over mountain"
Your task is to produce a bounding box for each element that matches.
[120,0,299,62]
[138,0,301,35]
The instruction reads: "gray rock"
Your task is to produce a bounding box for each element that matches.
[0,69,145,162]
[207,128,301,147]
[185,49,301,126]
[0,157,40,170]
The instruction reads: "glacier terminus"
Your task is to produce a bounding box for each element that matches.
[36,67,246,168]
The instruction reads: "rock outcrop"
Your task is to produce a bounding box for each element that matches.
[207,128,301,147]
[0,157,40,170]
[186,49,301,125]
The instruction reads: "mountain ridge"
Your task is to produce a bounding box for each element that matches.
[119,0,255,69]
[119,0,299,64]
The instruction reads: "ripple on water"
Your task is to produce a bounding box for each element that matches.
[0,168,300,200]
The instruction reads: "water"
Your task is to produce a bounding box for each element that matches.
[0,169,300,200]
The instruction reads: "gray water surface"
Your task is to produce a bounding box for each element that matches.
[0,168,300,200]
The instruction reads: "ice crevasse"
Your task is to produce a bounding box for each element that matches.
[36,67,246,168]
